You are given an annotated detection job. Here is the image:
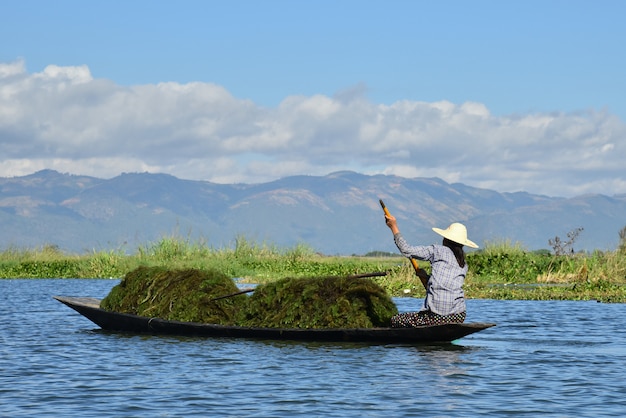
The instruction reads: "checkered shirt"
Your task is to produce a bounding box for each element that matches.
[393,233,467,315]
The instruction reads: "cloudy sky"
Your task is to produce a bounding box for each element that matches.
[1,0,625,197]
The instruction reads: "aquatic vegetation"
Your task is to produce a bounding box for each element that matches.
[100,266,246,324]
[100,266,399,328]
[1,233,625,302]
[238,275,398,328]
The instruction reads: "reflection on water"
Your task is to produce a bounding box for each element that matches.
[1,279,625,417]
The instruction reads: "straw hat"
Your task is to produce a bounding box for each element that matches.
[432,222,479,248]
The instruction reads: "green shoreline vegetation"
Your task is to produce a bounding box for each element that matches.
[1,232,625,303]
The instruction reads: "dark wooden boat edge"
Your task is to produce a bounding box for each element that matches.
[54,296,496,344]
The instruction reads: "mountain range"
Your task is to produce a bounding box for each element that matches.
[1,169,625,255]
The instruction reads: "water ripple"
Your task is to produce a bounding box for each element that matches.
[1,279,625,417]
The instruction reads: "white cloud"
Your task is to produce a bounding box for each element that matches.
[38,64,93,84]
[1,60,625,197]
[0,59,26,77]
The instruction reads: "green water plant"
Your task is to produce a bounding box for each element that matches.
[100,266,399,328]
[100,266,247,324]
[2,229,625,303]
[238,275,398,328]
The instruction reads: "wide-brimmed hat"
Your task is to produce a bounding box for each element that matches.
[432,222,479,248]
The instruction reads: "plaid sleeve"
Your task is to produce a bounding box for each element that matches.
[393,233,434,261]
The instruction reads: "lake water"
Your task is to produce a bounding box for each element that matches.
[1,279,625,417]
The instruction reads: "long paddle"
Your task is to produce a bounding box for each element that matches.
[379,199,430,289]
[210,271,389,301]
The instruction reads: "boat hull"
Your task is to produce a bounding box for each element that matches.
[54,296,495,344]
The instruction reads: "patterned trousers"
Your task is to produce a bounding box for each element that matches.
[391,310,466,327]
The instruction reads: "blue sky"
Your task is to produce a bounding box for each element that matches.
[1,0,625,196]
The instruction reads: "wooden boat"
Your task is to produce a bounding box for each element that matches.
[54,296,495,344]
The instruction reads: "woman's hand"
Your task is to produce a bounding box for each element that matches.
[385,214,400,234]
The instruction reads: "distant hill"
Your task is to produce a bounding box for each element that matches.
[1,169,624,254]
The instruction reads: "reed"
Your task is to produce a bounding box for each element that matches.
[0,235,624,302]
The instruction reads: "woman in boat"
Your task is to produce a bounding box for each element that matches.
[384,215,479,327]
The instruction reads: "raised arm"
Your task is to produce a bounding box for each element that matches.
[380,199,429,290]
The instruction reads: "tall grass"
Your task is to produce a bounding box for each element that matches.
[1,235,624,302]
[0,235,396,280]
[464,240,626,302]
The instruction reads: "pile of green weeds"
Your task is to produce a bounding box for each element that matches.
[100,267,398,328]
[100,266,246,324]
[240,275,398,328]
